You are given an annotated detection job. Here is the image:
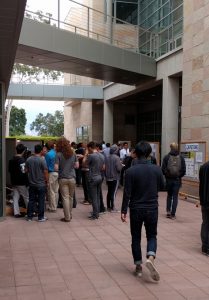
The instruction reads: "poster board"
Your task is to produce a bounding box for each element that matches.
[180,141,206,181]
[149,142,160,165]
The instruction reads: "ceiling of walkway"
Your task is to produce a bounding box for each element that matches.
[0,0,26,92]
[114,84,162,105]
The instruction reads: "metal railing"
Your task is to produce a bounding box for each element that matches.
[25,0,141,52]
[24,0,183,59]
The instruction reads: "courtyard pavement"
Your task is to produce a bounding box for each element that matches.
[0,185,209,300]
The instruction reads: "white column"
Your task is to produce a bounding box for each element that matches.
[161,77,179,159]
[103,100,113,144]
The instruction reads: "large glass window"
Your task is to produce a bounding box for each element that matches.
[138,0,183,58]
[113,0,138,24]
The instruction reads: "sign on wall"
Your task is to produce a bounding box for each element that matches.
[180,142,206,181]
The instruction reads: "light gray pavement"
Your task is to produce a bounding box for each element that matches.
[0,185,209,300]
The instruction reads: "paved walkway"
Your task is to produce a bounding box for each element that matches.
[0,186,209,300]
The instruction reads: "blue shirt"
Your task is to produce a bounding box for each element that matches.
[45,149,56,172]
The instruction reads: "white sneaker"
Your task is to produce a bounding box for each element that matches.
[135,265,142,277]
[37,217,48,222]
[145,259,160,281]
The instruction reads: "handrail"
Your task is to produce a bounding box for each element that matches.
[25,0,183,59]
[25,9,139,52]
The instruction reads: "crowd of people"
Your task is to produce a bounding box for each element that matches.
[9,138,209,282]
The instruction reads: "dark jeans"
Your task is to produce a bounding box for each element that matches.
[130,208,158,264]
[201,206,209,251]
[106,180,119,209]
[76,168,82,185]
[81,171,91,202]
[88,176,102,218]
[166,178,181,216]
[27,186,46,220]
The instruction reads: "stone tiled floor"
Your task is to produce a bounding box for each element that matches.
[1,186,209,300]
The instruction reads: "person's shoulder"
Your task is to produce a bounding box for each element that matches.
[201,161,209,169]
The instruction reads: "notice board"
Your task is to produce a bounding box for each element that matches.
[180,141,206,181]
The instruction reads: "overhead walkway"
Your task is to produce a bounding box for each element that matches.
[8,83,103,101]
[16,17,156,85]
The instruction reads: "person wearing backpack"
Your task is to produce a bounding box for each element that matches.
[162,142,186,219]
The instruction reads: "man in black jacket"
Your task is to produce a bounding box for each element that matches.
[8,143,29,217]
[162,142,186,220]
[121,141,164,281]
[199,161,209,255]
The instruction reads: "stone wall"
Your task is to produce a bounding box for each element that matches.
[182,0,209,158]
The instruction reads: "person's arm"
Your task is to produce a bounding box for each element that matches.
[121,170,132,222]
[116,156,123,172]
[74,155,79,169]
[44,169,49,184]
[158,168,166,191]
[54,154,59,172]
[180,156,186,177]
[161,155,168,176]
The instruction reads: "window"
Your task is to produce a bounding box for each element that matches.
[113,0,138,24]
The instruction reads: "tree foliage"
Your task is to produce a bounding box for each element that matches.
[30,110,64,136]
[12,63,62,83]
[9,106,27,136]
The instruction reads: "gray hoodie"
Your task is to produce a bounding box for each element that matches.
[105,144,123,181]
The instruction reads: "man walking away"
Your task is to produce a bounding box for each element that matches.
[83,142,105,220]
[121,141,164,281]
[162,142,186,219]
[8,143,29,218]
[199,161,209,256]
[26,144,49,222]
[105,144,123,212]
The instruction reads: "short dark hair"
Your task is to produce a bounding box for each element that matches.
[45,141,54,150]
[16,143,26,154]
[34,144,43,154]
[135,141,152,158]
[87,141,96,149]
[96,143,102,151]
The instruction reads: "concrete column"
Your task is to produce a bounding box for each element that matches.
[161,77,179,159]
[103,100,113,144]
[106,0,113,43]
[0,82,5,219]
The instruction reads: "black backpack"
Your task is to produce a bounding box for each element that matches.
[167,155,181,177]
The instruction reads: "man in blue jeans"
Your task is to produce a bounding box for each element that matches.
[25,144,49,222]
[162,142,186,219]
[121,141,164,281]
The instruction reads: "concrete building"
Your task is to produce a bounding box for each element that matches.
[64,0,185,160]
[1,0,209,215]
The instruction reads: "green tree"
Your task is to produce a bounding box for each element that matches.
[30,110,64,136]
[12,63,62,83]
[9,106,27,136]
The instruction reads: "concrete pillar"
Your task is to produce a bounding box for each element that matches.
[0,82,5,219]
[161,77,179,159]
[103,100,113,144]
[106,0,113,43]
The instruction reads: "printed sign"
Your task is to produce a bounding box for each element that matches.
[185,143,199,152]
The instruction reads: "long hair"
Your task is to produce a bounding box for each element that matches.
[56,137,73,159]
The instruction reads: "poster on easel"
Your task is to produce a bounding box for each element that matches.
[180,141,206,181]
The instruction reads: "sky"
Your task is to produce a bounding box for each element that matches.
[13,100,64,135]
[11,0,80,135]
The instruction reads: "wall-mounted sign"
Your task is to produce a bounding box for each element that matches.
[185,143,199,152]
